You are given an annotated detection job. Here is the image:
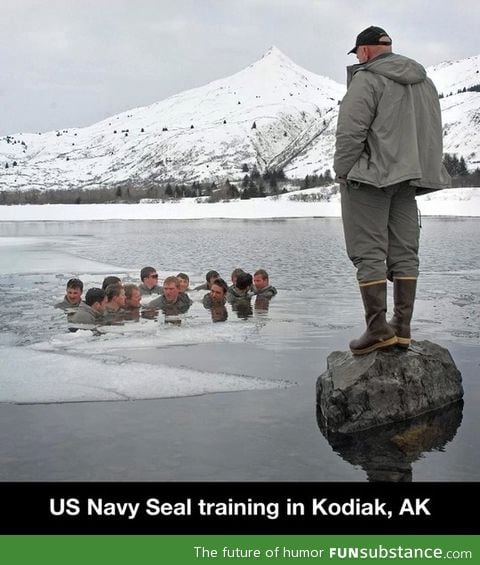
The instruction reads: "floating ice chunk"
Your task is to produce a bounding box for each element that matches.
[0,240,123,275]
[0,346,288,404]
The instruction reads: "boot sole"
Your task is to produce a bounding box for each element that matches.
[350,335,398,355]
[395,336,411,348]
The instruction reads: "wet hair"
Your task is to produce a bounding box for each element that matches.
[206,270,220,283]
[163,276,179,287]
[211,305,228,322]
[211,277,228,296]
[231,268,245,282]
[254,269,269,281]
[124,283,139,299]
[177,272,189,283]
[140,266,157,282]
[102,276,121,290]
[105,283,124,301]
[85,288,106,307]
[236,272,253,291]
[66,278,83,291]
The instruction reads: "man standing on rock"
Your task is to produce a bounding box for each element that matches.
[334,26,450,355]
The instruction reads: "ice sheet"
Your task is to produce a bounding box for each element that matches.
[0,345,287,404]
[0,236,122,275]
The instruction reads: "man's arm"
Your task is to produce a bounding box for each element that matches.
[334,71,378,179]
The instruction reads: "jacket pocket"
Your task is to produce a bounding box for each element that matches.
[346,180,361,190]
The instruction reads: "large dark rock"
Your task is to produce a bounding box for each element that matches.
[316,340,463,434]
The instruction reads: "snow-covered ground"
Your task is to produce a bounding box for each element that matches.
[1,49,478,194]
[0,187,479,221]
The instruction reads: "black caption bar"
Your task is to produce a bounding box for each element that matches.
[1,482,478,534]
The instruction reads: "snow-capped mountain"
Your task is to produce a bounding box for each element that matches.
[0,47,344,194]
[430,54,480,168]
[286,54,480,178]
[0,48,479,196]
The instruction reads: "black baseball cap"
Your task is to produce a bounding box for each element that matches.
[348,26,392,54]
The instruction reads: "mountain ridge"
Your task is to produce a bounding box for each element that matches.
[1,48,479,198]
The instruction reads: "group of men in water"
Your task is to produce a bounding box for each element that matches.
[55,267,277,329]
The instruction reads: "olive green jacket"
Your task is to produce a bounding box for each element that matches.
[146,292,192,314]
[139,283,163,297]
[253,285,277,299]
[55,296,81,311]
[69,302,103,328]
[334,53,451,194]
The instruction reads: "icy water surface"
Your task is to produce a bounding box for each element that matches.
[0,217,478,481]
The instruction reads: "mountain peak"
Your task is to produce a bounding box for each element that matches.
[261,45,285,58]
[259,45,295,65]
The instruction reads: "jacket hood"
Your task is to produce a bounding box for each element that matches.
[349,53,427,85]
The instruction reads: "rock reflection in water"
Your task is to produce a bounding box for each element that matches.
[317,400,463,482]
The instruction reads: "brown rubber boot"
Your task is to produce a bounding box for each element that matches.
[350,281,398,355]
[388,277,417,348]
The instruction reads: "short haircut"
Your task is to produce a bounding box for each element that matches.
[236,272,253,290]
[206,270,220,282]
[124,283,139,299]
[211,278,228,295]
[85,288,106,307]
[163,276,179,287]
[177,272,189,283]
[67,278,83,291]
[231,268,245,280]
[254,269,269,280]
[211,305,228,322]
[140,266,157,282]
[105,283,124,301]
[102,275,121,290]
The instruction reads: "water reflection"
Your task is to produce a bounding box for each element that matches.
[254,295,271,313]
[232,297,253,319]
[0,217,478,480]
[317,400,463,482]
[210,304,228,322]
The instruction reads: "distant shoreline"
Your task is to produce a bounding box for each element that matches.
[0,187,479,221]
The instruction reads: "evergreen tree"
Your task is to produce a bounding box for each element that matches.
[269,176,278,193]
[228,184,239,199]
[248,180,258,198]
[251,168,260,180]
[459,156,468,176]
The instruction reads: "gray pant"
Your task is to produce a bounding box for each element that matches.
[340,181,420,283]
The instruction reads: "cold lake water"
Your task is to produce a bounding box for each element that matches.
[0,217,479,481]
